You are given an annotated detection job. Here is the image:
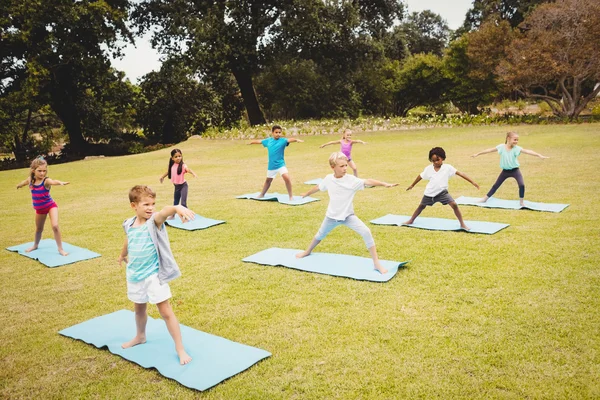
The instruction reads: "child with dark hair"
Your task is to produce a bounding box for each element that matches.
[248,125,304,200]
[404,147,479,230]
[159,149,197,209]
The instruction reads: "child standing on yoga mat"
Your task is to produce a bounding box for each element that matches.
[118,185,195,365]
[296,152,397,274]
[319,129,367,177]
[404,147,479,230]
[471,132,549,206]
[248,125,304,200]
[159,149,197,211]
[16,157,70,256]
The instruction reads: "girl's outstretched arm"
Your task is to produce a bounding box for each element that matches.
[155,205,196,228]
[406,175,422,191]
[456,171,480,190]
[185,165,198,178]
[300,186,320,198]
[159,170,169,183]
[471,148,498,157]
[521,149,549,159]
[16,177,30,189]
[352,140,367,144]
[364,179,398,188]
[44,178,69,186]
[319,140,340,148]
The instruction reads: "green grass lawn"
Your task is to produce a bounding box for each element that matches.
[1,124,599,399]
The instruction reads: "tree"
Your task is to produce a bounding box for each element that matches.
[496,0,600,118]
[0,0,133,154]
[457,0,550,34]
[400,10,450,56]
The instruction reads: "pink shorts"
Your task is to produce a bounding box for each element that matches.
[35,202,58,215]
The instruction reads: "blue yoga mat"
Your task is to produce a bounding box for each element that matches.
[370,214,509,234]
[455,196,569,213]
[304,178,323,185]
[236,192,319,205]
[165,214,225,231]
[243,247,408,282]
[59,309,271,392]
[6,239,101,267]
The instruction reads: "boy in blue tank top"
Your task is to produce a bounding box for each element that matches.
[118,185,196,365]
[248,125,304,200]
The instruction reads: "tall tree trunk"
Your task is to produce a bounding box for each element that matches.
[230,66,267,126]
[49,90,87,154]
[13,108,33,162]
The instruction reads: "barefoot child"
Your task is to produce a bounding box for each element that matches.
[471,131,549,206]
[16,157,70,256]
[159,149,197,209]
[404,147,479,230]
[248,125,304,200]
[296,152,397,274]
[118,185,195,365]
[319,128,367,176]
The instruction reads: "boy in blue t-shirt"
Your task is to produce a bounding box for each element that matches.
[248,125,304,200]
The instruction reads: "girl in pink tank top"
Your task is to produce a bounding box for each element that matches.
[159,149,197,210]
[319,129,367,176]
[16,157,70,256]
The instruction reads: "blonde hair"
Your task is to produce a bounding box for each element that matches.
[329,152,348,167]
[129,185,156,203]
[505,131,519,143]
[342,128,352,140]
[29,157,48,184]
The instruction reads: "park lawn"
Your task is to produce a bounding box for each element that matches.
[0,124,598,399]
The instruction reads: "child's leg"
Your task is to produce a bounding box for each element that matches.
[403,204,427,224]
[122,303,148,349]
[344,215,387,274]
[513,169,525,205]
[179,182,189,208]
[348,160,358,177]
[173,184,182,206]
[296,217,338,258]
[258,178,273,198]
[483,170,511,201]
[48,207,68,256]
[156,300,192,365]
[281,173,293,200]
[26,213,47,252]
[449,201,469,230]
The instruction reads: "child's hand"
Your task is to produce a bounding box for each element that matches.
[385,183,398,188]
[175,205,196,223]
[406,185,414,191]
[60,181,70,186]
[540,155,550,159]
[159,177,164,183]
[473,183,480,190]
[117,255,128,266]
[319,144,325,148]
[471,153,478,158]
[297,139,304,143]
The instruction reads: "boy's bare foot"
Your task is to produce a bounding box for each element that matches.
[295,251,310,259]
[58,249,69,256]
[374,262,388,274]
[178,350,192,365]
[477,196,489,203]
[121,335,146,349]
[402,220,414,225]
[460,224,471,231]
[25,246,38,253]
[520,200,525,207]
[256,194,264,199]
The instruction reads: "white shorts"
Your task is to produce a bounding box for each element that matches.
[127,273,172,304]
[267,166,289,178]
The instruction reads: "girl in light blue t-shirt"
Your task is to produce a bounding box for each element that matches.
[472,132,549,206]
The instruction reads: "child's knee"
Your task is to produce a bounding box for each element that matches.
[51,224,60,233]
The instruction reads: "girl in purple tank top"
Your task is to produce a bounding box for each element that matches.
[16,157,70,255]
[319,129,367,176]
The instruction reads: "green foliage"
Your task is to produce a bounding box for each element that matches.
[394,54,447,116]
[399,10,450,56]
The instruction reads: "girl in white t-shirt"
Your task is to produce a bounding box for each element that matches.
[296,152,397,274]
[404,147,479,230]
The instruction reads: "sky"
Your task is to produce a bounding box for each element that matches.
[111,0,474,82]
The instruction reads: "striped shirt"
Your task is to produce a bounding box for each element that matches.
[126,222,159,283]
[30,178,55,211]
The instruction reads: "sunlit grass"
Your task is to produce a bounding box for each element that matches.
[1,124,599,399]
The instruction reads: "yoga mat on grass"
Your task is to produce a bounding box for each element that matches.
[6,239,101,267]
[455,196,569,213]
[243,247,408,282]
[370,214,509,234]
[59,309,271,392]
[236,192,319,205]
[165,214,225,231]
